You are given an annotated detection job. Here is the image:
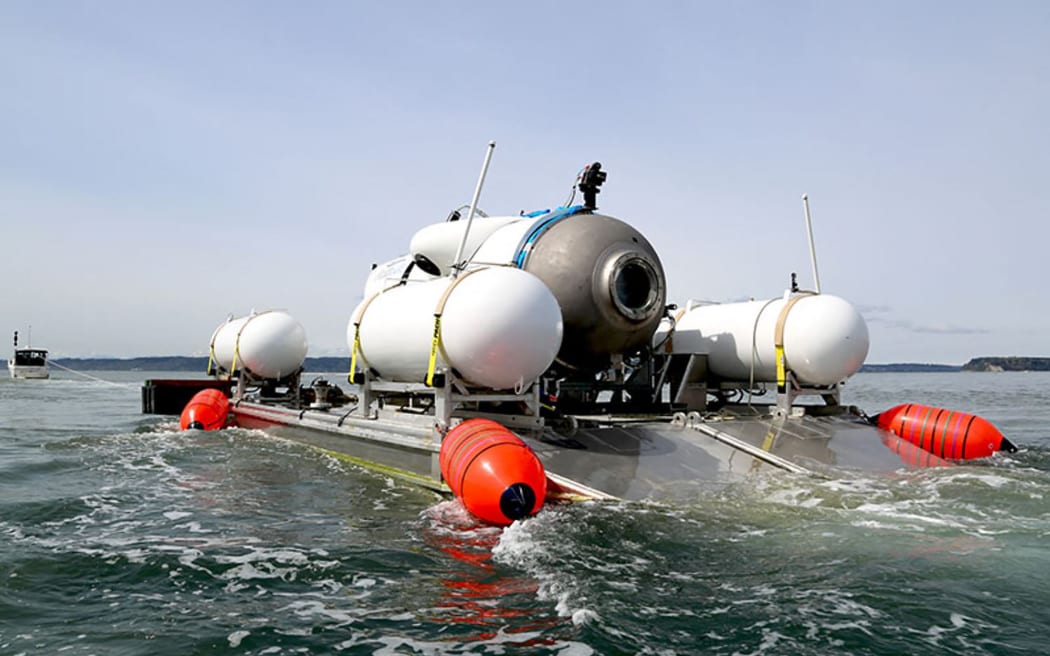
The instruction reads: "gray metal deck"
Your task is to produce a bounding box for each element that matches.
[231,400,933,503]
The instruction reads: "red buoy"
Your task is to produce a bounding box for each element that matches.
[179,388,230,431]
[875,403,1016,460]
[439,418,547,526]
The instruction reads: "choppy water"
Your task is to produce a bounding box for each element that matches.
[2,370,1049,655]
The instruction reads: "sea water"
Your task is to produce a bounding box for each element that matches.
[1,371,1049,655]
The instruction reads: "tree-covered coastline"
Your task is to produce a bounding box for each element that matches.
[859,363,961,372]
[960,357,1050,372]
[49,356,1050,373]
[52,356,350,372]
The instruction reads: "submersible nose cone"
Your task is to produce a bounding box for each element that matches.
[188,421,204,430]
[499,482,537,521]
[1001,437,1019,453]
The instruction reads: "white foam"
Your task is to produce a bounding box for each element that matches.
[227,630,250,648]
[215,548,310,566]
[274,599,359,625]
[220,562,297,581]
[942,472,1014,489]
[570,608,599,626]
[491,509,602,625]
[854,502,964,528]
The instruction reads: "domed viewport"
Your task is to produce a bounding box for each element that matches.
[610,255,661,322]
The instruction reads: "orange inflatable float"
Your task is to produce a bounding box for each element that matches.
[179,388,230,431]
[439,418,547,526]
[875,403,1016,460]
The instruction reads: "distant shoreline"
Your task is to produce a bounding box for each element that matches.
[47,356,1050,373]
[859,363,961,373]
[51,356,349,373]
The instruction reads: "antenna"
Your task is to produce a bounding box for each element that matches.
[801,194,822,294]
[451,141,496,278]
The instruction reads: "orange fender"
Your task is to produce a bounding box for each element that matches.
[875,403,1015,459]
[179,388,230,431]
[440,418,547,526]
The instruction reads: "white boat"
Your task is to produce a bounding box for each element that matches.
[8,330,50,379]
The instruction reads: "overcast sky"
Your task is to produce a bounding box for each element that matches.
[2,2,1048,364]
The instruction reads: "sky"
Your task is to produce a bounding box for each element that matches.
[2,1,1048,365]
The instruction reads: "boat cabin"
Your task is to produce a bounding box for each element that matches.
[12,349,48,367]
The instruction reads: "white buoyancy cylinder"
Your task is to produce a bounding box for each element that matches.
[372,215,547,299]
[349,267,563,390]
[468,216,544,264]
[211,310,308,379]
[659,293,869,386]
[364,254,439,299]
[409,216,523,275]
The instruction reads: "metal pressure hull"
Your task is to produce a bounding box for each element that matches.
[518,214,666,370]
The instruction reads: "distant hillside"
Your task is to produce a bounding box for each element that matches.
[54,356,208,371]
[51,356,1050,374]
[962,357,1050,372]
[860,363,962,373]
[53,356,350,373]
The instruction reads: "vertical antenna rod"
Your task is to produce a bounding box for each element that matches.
[451,141,496,278]
[802,194,822,294]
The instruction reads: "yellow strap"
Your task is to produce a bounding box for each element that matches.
[230,344,240,376]
[346,287,396,383]
[230,311,271,378]
[424,269,485,387]
[425,315,442,387]
[775,344,787,391]
[207,323,223,376]
[348,324,362,384]
[773,293,813,392]
[230,327,243,376]
[664,306,688,354]
[760,426,777,451]
[750,423,781,474]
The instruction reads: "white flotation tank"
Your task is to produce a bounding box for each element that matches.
[348,266,563,390]
[363,254,440,299]
[409,216,522,276]
[210,310,308,380]
[658,293,869,386]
